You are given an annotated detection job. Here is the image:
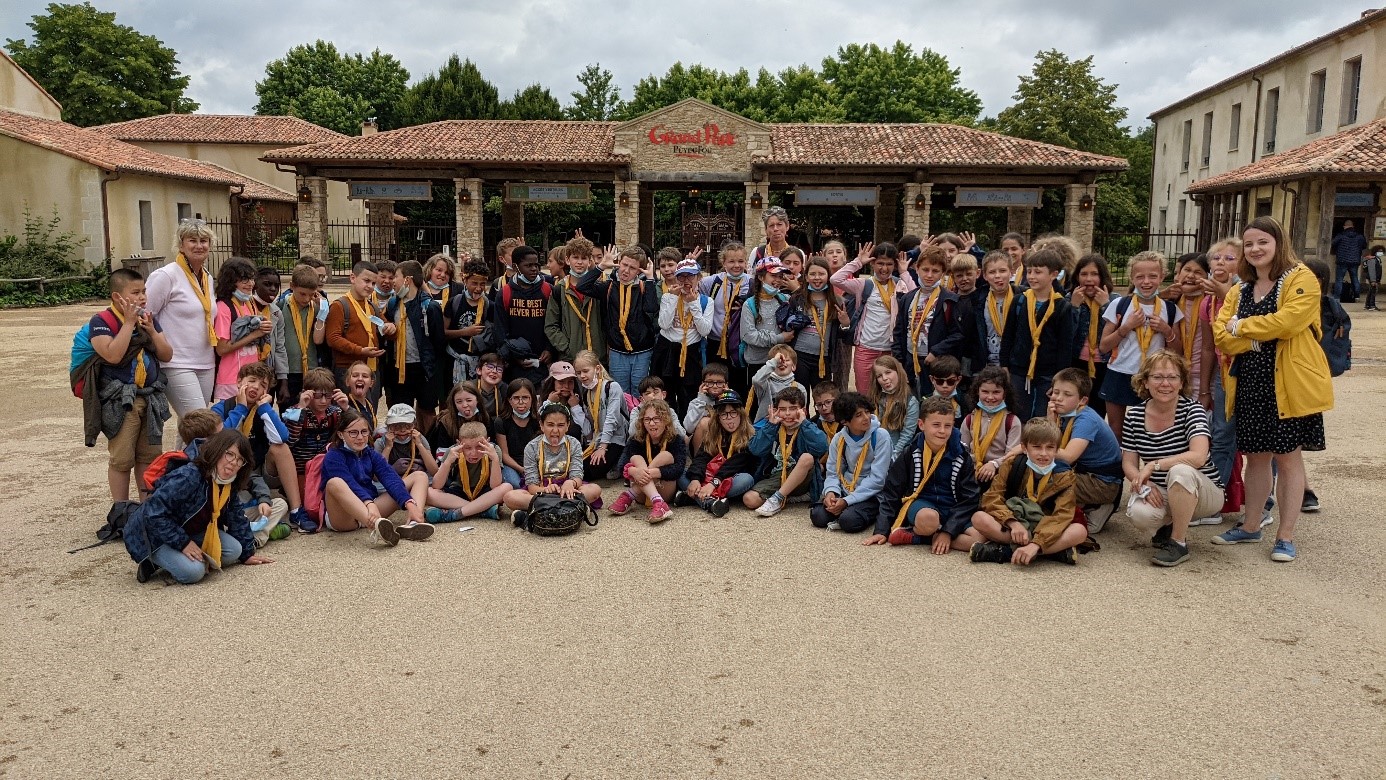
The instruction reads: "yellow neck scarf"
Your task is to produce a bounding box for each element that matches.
[807,295,828,377]
[539,438,572,481]
[891,443,945,531]
[1023,289,1059,380]
[583,383,603,458]
[345,294,378,371]
[870,277,895,315]
[988,287,1014,341]
[677,297,694,374]
[778,425,800,485]
[717,275,740,359]
[1059,416,1077,449]
[109,307,147,387]
[1180,296,1201,364]
[835,434,870,494]
[1085,298,1101,377]
[176,253,216,347]
[969,409,1004,464]
[394,299,410,384]
[1026,468,1052,503]
[617,282,635,351]
[909,286,941,376]
[563,282,594,354]
[468,295,487,352]
[204,481,232,569]
[287,297,313,375]
[457,451,489,499]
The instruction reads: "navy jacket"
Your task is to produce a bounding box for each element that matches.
[123,462,256,565]
[892,286,963,390]
[999,291,1075,380]
[873,429,979,538]
[382,294,446,381]
[576,268,661,354]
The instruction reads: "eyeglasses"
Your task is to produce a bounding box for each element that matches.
[642,417,663,424]
[310,391,330,399]
[814,400,835,409]
[343,428,371,437]
[718,410,741,418]
[704,380,728,387]
[933,375,962,386]
[1149,374,1182,384]
[481,363,503,372]
[221,451,245,465]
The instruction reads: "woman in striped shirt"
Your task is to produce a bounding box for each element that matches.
[1120,350,1225,568]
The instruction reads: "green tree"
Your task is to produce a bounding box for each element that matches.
[620,63,760,120]
[762,65,845,123]
[255,41,408,134]
[5,2,197,127]
[501,83,563,120]
[565,64,624,120]
[820,42,980,124]
[395,55,501,127]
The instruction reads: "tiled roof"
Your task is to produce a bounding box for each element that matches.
[196,161,296,202]
[766,123,1129,170]
[92,114,346,145]
[0,109,239,186]
[1187,118,1386,193]
[263,120,624,164]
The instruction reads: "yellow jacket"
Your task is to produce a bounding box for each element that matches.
[1212,264,1333,419]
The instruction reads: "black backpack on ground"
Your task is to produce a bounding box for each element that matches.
[68,501,138,554]
[516,494,598,536]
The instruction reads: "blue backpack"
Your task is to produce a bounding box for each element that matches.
[1319,295,1352,376]
[70,310,119,398]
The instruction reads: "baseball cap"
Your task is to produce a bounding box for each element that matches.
[713,390,743,409]
[675,259,700,276]
[384,403,416,426]
[755,258,786,275]
[548,361,576,380]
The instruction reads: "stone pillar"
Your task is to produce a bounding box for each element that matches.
[743,181,770,246]
[638,186,655,247]
[366,199,395,263]
[1063,183,1098,254]
[874,186,900,243]
[1005,206,1034,239]
[296,174,329,270]
[454,178,483,260]
[501,199,525,247]
[614,178,640,249]
[902,182,932,239]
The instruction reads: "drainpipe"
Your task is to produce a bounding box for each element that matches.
[1249,74,1263,163]
[1279,180,1300,252]
[99,169,121,266]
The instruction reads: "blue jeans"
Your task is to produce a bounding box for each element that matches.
[1209,372,1236,487]
[151,531,242,584]
[608,349,652,394]
[1334,263,1360,299]
[501,465,523,489]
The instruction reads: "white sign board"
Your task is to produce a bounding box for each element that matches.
[955,188,1044,208]
[348,181,433,201]
[794,187,880,207]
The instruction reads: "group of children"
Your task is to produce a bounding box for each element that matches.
[89,221,1320,585]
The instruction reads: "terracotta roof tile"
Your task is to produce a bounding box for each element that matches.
[263,120,624,164]
[92,114,346,145]
[195,161,296,202]
[1187,118,1386,193]
[767,123,1128,170]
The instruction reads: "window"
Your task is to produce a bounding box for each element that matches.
[138,201,154,251]
[1341,57,1362,125]
[1255,198,1272,218]
[1307,70,1327,133]
[1263,88,1279,154]
[1229,103,1242,150]
[1200,111,1213,167]
[176,203,192,223]
[1176,199,1187,233]
[1159,208,1168,234]
[1181,119,1193,172]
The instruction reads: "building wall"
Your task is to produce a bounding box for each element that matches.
[131,140,362,221]
[106,175,231,269]
[0,54,62,120]
[1150,15,1385,235]
[0,134,104,266]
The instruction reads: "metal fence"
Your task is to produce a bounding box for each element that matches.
[1096,231,1199,286]
[206,219,299,274]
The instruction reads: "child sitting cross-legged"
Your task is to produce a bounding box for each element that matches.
[373,403,439,479]
[811,391,893,533]
[502,402,605,527]
[321,409,433,546]
[426,421,514,522]
[865,396,984,554]
[745,386,829,517]
[679,391,758,517]
[968,418,1086,565]
[610,399,689,524]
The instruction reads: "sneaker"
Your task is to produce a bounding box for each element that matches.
[888,527,923,546]
[648,499,673,524]
[709,498,730,518]
[1300,490,1320,513]
[291,506,318,534]
[371,517,399,547]
[1045,548,1078,565]
[135,558,157,583]
[969,541,1013,563]
[1270,539,1297,562]
[480,506,499,520]
[396,521,435,542]
[1211,526,1263,545]
[609,490,637,516]
[826,520,842,531]
[672,490,691,507]
[1189,513,1224,526]
[1258,509,1275,530]
[424,507,459,524]
[511,509,528,529]
[268,521,293,541]
[1151,540,1191,567]
[1151,523,1173,548]
[498,505,513,523]
[1084,502,1117,533]
[754,493,784,517]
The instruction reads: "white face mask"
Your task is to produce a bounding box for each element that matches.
[213,474,235,486]
[580,378,598,391]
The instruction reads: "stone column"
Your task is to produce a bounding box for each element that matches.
[296,174,329,270]
[614,178,640,249]
[366,199,395,263]
[902,182,932,239]
[1063,183,1098,254]
[1005,206,1034,239]
[501,199,525,247]
[743,181,770,246]
[454,178,483,260]
[638,186,655,247]
[874,186,900,243]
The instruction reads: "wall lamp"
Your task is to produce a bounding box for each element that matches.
[297,186,313,204]
[1079,194,1095,211]
[618,191,630,207]
[458,188,472,205]
[749,191,763,209]
[913,193,928,210]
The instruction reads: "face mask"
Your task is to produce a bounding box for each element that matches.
[1377,252,1384,258]
[374,285,388,298]
[808,283,828,292]
[425,279,445,292]
[580,378,598,390]
[1026,457,1056,476]
[978,401,1006,414]
[512,408,531,420]
[392,436,412,445]
[727,272,744,281]
[465,289,480,302]
[213,474,235,486]
[1060,408,1080,419]
[397,284,412,299]
[516,273,538,286]
[774,290,789,303]
[253,293,272,306]
[233,289,252,302]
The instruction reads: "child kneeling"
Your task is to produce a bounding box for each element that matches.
[426,421,513,522]
[968,418,1086,565]
[502,402,603,527]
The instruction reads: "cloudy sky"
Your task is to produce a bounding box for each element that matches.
[1,1,1362,124]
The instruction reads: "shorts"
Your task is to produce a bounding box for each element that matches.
[1098,368,1142,407]
[1074,472,1122,506]
[108,395,163,473]
[751,476,811,502]
[905,497,944,526]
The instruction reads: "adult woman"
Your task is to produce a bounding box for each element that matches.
[748,206,792,266]
[146,219,219,421]
[123,429,273,584]
[1120,351,1225,567]
[1211,217,1332,562]
[322,409,431,546]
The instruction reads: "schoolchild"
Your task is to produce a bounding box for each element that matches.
[699,242,752,394]
[381,259,446,433]
[443,259,493,383]
[494,378,540,488]
[830,242,917,394]
[212,257,272,401]
[1066,253,1115,419]
[750,344,808,424]
[893,245,962,396]
[924,355,972,425]
[501,402,605,526]
[425,421,513,523]
[272,265,328,409]
[321,409,432,546]
[340,360,378,433]
[210,361,306,529]
[960,366,1022,493]
[282,368,347,532]
[654,259,713,414]
[610,399,689,523]
[170,409,289,549]
[1174,254,1211,398]
[544,236,607,364]
[744,387,829,517]
[680,391,758,517]
[819,240,856,388]
[869,355,919,461]
[576,246,661,393]
[970,251,1018,374]
[809,381,842,442]
[494,246,554,386]
[864,396,984,554]
[999,232,1028,288]
[785,257,850,391]
[572,350,628,477]
[626,376,689,441]
[425,381,491,453]
[683,362,731,449]
[999,247,1074,421]
[739,257,794,384]
[1045,368,1126,532]
[811,391,893,533]
[373,403,439,479]
[474,352,510,421]
[968,418,1085,565]
[324,261,390,390]
[1097,250,1182,442]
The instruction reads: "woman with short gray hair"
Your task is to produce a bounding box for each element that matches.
[749,206,792,266]
[146,219,218,421]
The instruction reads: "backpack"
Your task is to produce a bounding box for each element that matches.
[302,453,327,529]
[1318,295,1352,377]
[516,494,598,536]
[68,500,139,554]
[709,276,747,364]
[70,310,120,399]
[143,450,190,489]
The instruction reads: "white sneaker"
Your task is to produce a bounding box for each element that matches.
[755,493,784,517]
[1189,513,1225,526]
[1258,509,1274,529]
[370,517,399,546]
[826,520,842,531]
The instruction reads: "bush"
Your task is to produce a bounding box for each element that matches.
[0,208,103,308]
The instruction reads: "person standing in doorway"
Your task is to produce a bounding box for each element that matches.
[1330,219,1368,301]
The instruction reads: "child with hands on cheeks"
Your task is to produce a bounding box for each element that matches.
[426,421,513,523]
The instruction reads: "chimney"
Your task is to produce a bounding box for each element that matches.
[361,118,378,136]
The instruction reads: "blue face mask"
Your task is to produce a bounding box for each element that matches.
[1060,408,1080,419]
[233,289,252,302]
[774,290,790,303]
[808,283,828,292]
[516,273,538,286]
[978,401,1006,414]
[374,285,388,297]
[1026,457,1056,476]
[425,279,445,292]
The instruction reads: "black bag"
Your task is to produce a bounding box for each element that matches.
[517,494,598,536]
[68,500,138,553]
